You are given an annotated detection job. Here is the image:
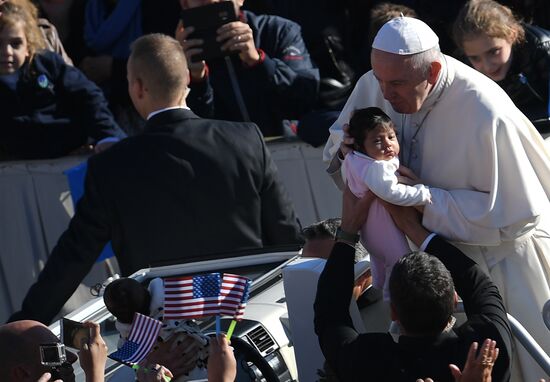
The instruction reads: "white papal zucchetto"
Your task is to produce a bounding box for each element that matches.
[372,16,439,55]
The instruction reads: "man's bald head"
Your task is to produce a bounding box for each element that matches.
[0,320,76,381]
[128,33,189,106]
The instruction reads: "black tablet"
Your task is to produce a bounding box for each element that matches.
[180,2,238,62]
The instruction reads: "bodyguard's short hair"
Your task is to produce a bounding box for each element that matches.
[129,33,189,102]
[389,251,455,335]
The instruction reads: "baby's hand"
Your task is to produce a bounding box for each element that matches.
[398,165,422,185]
[338,123,354,159]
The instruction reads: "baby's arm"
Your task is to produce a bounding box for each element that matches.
[364,161,431,206]
[397,165,423,186]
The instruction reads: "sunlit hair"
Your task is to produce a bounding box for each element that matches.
[406,46,442,78]
[452,0,525,50]
[129,33,189,103]
[347,107,394,154]
[0,1,45,60]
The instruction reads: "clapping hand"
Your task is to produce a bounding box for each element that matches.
[415,339,499,382]
[449,339,499,382]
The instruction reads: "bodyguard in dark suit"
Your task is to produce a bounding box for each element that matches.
[10,33,302,324]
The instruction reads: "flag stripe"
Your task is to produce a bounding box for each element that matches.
[162,273,251,320]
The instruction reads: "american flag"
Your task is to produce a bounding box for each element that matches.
[108,313,161,365]
[163,273,222,320]
[219,273,251,321]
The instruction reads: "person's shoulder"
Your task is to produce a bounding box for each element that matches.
[33,50,66,65]
[201,118,262,136]
[88,136,141,167]
[31,50,70,78]
[523,22,550,47]
[246,10,301,32]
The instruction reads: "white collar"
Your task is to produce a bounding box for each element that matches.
[147,105,190,120]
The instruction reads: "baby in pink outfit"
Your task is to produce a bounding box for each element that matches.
[343,107,431,299]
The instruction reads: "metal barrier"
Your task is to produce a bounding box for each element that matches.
[507,313,550,375]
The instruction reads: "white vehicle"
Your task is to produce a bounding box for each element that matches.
[49,248,303,382]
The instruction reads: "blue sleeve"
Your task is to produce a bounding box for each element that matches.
[187,76,215,119]
[54,53,126,141]
[252,20,319,117]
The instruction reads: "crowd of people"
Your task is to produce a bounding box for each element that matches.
[2,0,550,381]
[1,0,549,159]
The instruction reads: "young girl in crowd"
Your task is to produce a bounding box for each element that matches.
[343,107,432,299]
[453,0,550,131]
[0,1,124,160]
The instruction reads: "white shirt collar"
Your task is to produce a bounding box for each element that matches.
[147,105,190,120]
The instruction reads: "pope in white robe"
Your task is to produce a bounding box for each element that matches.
[325,17,550,381]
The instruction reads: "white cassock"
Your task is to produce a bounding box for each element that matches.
[324,55,550,381]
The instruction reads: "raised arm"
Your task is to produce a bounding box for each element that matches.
[364,160,431,206]
[314,188,375,378]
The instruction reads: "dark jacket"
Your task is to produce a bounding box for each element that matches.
[10,108,302,324]
[314,237,512,382]
[0,51,125,160]
[188,10,320,137]
[498,23,550,131]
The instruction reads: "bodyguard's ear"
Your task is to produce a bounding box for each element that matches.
[185,68,190,87]
[133,77,145,99]
[427,61,442,84]
[453,291,459,308]
[390,302,399,322]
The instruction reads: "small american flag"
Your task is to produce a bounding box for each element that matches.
[163,273,222,320]
[108,313,161,365]
[219,273,251,321]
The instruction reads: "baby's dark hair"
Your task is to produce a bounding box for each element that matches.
[103,278,151,324]
[347,107,394,153]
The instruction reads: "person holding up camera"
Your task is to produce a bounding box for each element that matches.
[175,0,319,137]
[0,320,107,382]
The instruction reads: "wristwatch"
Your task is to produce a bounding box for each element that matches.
[335,227,359,244]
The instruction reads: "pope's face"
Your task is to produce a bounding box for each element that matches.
[371,49,436,114]
[462,33,513,82]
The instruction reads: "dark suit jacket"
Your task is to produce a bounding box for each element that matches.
[314,237,512,382]
[11,108,302,324]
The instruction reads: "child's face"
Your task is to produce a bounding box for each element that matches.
[363,124,399,161]
[0,21,29,75]
[462,33,513,82]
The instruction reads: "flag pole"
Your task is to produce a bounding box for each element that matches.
[215,315,221,335]
[226,319,237,340]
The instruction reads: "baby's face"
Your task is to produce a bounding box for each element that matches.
[0,21,29,75]
[363,124,399,161]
